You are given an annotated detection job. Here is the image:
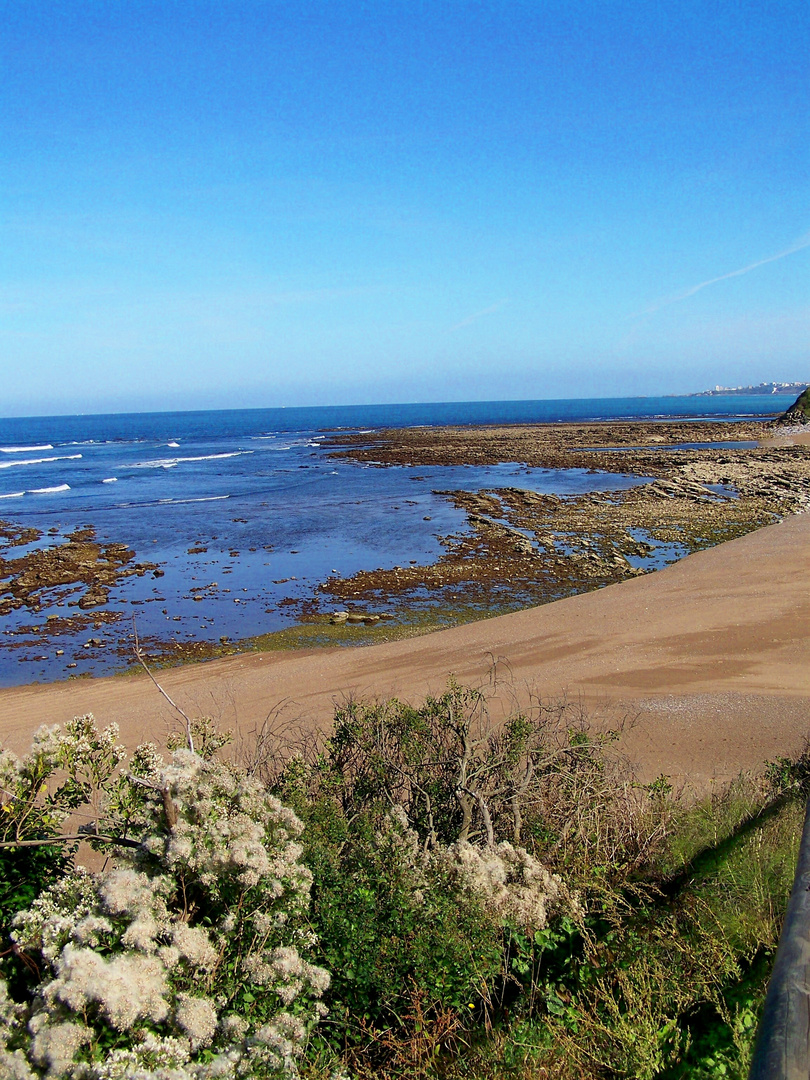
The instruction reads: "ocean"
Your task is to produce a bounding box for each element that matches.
[0,395,783,686]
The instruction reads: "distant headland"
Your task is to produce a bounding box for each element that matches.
[690,381,808,397]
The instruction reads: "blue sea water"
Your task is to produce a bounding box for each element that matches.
[0,396,781,685]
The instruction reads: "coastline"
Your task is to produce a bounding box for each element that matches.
[2,414,810,689]
[317,417,810,615]
[1,504,808,791]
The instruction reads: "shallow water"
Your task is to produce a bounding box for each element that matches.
[0,431,640,685]
[0,398,778,686]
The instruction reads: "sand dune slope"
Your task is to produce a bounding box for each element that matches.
[1,512,808,786]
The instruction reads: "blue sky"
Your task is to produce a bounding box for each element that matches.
[1,1,808,416]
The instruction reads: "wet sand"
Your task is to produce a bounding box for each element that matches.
[1,508,808,789]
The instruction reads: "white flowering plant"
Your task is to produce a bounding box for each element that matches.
[0,716,126,847]
[0,717,330,1079]
[0,716,130,942]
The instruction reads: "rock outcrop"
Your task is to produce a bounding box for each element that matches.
[779,387,810,424]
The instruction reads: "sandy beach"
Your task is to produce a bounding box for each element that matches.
[1,505,808,790]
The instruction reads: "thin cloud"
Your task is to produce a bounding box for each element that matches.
[640,231,810,316]
[449,298,510,332]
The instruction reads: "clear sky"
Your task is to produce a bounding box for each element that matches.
[1,1,808,416]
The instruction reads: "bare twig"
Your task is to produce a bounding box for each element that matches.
[459,785,495,847]
[0,834,141,850]
[132,617,195,754]
[125,771,178,829]
[511,758,535,844]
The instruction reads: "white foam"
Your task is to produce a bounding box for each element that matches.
[102,477,118,483]
[0,454,82,470]
[167,441,180,447]
[127,451,252,469]
[28,484,70,494]
[0,444,54,453]
[157,495,230,504]
[0,491,24,499]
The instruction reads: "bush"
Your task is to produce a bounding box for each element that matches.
[268,686,609,1068]
[1,687,801,1080]
[0,718,329,1079]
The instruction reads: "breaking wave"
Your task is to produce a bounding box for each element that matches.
[0,444,54,453]
[126,451,253,469]
[157,495,230,504]
[0,454,82,470]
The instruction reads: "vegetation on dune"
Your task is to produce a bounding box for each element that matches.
[0,685,806,1078]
